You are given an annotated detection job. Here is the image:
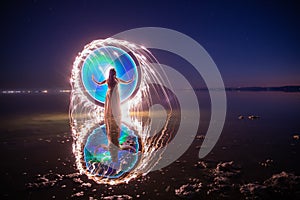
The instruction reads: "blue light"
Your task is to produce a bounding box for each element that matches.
[81,46,138,104]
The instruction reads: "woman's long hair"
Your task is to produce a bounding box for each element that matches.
[107,68,117,88]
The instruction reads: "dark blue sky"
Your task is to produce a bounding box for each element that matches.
[1,0,299,89]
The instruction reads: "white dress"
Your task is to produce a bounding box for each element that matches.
[104,78,121,162]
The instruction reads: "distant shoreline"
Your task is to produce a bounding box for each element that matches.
[1,86,300,95]
[195,86,300,93]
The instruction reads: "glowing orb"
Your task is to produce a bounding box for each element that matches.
[81,46,138,104]
[84,124,139,178]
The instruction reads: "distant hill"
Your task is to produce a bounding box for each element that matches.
[226,86,300,92]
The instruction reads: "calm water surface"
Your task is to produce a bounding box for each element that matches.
[0,91,299,199]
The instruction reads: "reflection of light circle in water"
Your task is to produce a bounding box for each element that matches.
[81,46,139,104]
[84,124,139,178]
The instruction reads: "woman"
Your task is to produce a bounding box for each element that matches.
[92,68,134,162]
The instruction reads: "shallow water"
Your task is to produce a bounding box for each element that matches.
[0,91,299,199]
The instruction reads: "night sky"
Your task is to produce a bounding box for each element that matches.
[1,0,299,89]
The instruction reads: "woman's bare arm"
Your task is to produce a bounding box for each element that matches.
[92,75,106,85]
[117,77,134,84]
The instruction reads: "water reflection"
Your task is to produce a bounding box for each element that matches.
[131,83,181,150]
[84,124,139,178]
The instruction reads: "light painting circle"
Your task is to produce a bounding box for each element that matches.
[81,46,138,104]
[84,124,139,179]
[70,37,177,184]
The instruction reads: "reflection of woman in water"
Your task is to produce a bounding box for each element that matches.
[92,68,134,162]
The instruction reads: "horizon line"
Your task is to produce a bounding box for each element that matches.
[1,85,300,94]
